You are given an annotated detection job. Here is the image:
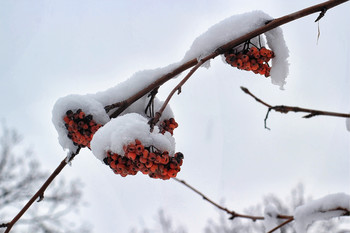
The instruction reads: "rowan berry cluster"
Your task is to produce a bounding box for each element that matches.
[225,46,274,77]
[63,109,102,148]
[159,118,178,135]
[103,139,183,180]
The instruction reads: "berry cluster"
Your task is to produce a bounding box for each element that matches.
[64,109,103,148]
[225,46,274,77]
[159,118,178,135]
[103,139,183,180]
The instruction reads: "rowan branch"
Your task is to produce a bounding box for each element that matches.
[106,0,349,119]
[108,59,198,118]
[172,178,293,222]
[2,1,349,232]
[1,148,81,233]
[174,178,350,232]
[149,55,216,128]
[267,217,294,233]
[241,86,350,129]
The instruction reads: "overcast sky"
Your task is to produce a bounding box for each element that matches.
[1,0,349,232]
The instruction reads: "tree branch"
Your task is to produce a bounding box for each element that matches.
[2,1,349,232]
[173,178,350,232]
[267,217,294,233]
[105,0,349,119]
[1,148,80,233]
[149,55,216,128]
[172,178,294,222]
[241,86,350,129]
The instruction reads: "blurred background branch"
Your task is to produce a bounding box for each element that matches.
[0,124,90,233]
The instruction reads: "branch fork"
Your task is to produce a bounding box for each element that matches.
[241,86,350,130]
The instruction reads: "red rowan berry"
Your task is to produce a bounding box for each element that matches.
[148,153,156,161]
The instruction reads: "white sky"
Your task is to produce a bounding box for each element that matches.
[1,0,349,232]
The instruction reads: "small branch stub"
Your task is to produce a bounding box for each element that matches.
[37,194,44,202]
[315,7,327,22]
[0,223,9,228]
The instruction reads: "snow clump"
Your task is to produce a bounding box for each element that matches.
[294,193,350,233]
[90,113,175,161]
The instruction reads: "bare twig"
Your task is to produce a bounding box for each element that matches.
[172,178,294,222]
[336,207,350,216]
[104,101,125,113]
[145,87,159,118]
[267,217,294,233]
[241,86,350,129]
[0,223,9,228]
[172,177,263,221]
[107,0,349,119]
[173,178,350,232]
[1,148,81,233]
[149,55,216,128]
[315,7,327,22]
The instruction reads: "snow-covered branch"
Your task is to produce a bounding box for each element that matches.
[294,193,350,233]
[106,0,348,121]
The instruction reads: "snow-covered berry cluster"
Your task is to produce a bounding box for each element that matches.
[103,139,183,180]
[63,109,103,149]
[91,113,182,179]
[225,46,274,77]
[53,87,182,180]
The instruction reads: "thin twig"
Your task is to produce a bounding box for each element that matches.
[241,87,272,108]
[145,87,159,118]
[1,148,80,233]
[104,101,125,113]
[149,56,213,128]
[0,223,9,228]
[335,207,350,216]
[241,86,350,129]
[172,177,260,221]
[107,0,349,119]
[173,178,350,232]
[267,217,294,233]
[172,178,294,222]
[315,7,327,22]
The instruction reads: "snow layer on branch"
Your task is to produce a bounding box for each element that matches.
[182,10,289,89]
[52,66,176,153]
[346,115,350,131]
[91,63,179,108]
[90,113,175,161]
[265,27,289,89]
[182,11,272,62]
[294,193,350,233]
[264,204,281,233]
[52,95,110,152]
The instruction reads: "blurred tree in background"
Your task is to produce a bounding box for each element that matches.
[0,125,90,233]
